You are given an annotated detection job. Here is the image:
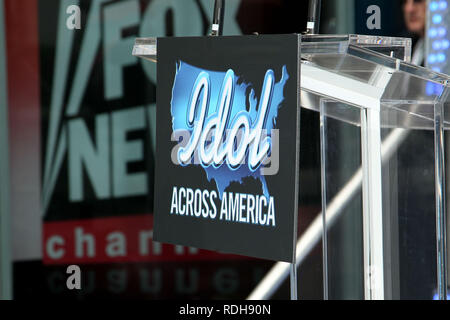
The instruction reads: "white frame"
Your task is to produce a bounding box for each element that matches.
[301,62,394,300]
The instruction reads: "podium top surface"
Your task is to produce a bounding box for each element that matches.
[133,34,450,129]
[133,34,449,85]
[133,34,412,62]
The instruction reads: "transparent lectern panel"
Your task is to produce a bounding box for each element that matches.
[300,36,450,300]
[133,37,157,62]
[301,34,411,62]
[319,100,364,300]
[380,124,438,299]
[302,35,450,300]
[306,53,387,85]
[379,91,450,300]
[301,91,362,126]
[380,103,435,130]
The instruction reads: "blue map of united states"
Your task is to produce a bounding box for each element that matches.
[170,61,289,199]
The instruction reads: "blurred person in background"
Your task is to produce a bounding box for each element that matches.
[401,0,426,65]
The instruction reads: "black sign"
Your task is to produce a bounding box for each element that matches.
[154,35,300,262]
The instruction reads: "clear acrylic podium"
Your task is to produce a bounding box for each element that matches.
[133,34,450,300]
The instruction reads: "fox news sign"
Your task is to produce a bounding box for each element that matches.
[154,35,301,262]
